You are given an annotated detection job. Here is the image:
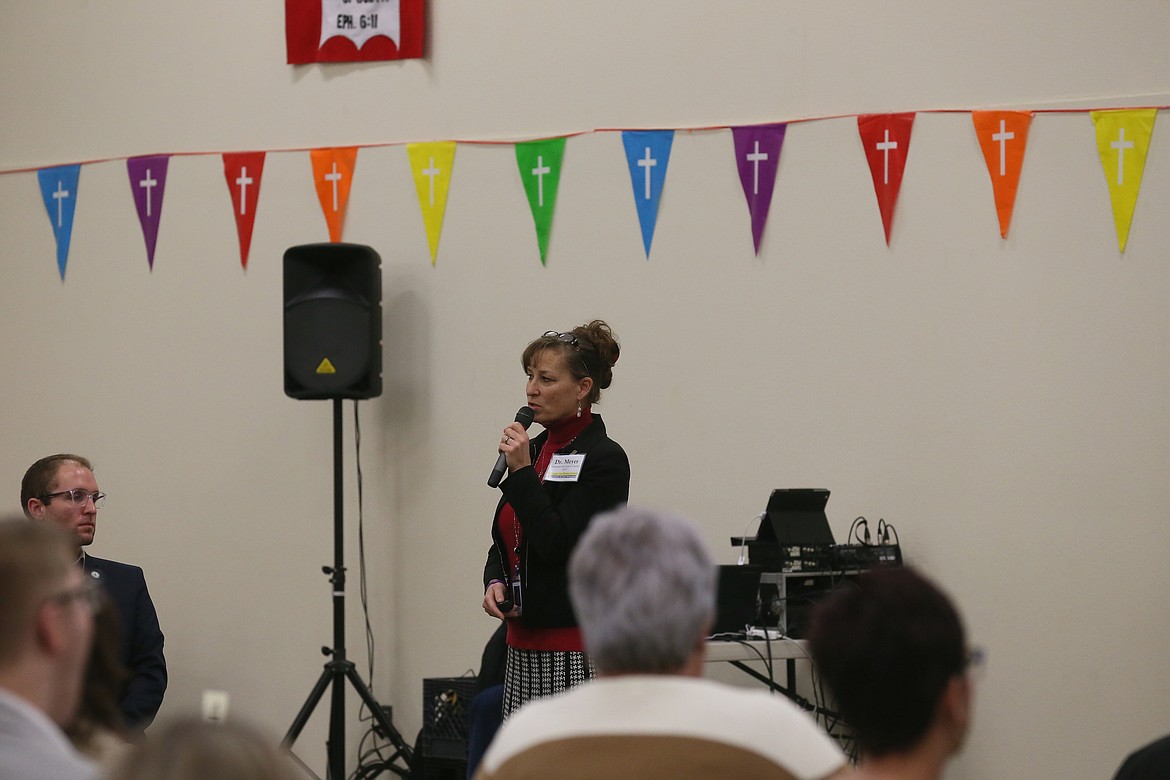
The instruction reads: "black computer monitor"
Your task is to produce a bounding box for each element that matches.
[710,564,762,636]
[755,488,834,546]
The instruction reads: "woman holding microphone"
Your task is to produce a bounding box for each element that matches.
[482,320,630,717]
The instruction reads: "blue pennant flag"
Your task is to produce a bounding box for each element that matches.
[621,130,674,258]
[37,165,82,280]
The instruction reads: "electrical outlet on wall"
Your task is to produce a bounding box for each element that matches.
[202,689,230,723]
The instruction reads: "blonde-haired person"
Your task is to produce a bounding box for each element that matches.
[108,716,307,780]
[65,594,131,768]
[0,517,99,780]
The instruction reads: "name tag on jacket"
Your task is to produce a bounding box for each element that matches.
[544,454,586,482]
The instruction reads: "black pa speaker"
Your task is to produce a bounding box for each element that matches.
[283,243,382,400]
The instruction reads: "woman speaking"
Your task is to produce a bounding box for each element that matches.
[482,320,630,717]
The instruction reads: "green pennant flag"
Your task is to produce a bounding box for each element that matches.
[515,137,567,265]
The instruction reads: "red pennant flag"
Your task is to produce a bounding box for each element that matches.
[222,152,266,269]
[971,111,1032,238]
[857,113,915,245]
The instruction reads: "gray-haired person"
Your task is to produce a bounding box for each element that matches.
[476,505,847,780]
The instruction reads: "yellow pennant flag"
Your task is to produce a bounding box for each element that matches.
[407,142,457,265]
[1090,109,1156,253]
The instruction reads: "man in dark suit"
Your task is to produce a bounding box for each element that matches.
[21,454,166,730]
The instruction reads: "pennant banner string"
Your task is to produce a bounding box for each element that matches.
[10,99,1168,275]
[3,101,1167,177]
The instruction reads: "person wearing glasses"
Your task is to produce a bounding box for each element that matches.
[21,454,166,731]
[0,517,100,780]
[806,566,978,779]
[482,320,630,718]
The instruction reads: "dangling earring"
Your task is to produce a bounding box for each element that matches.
[576,402,582,418]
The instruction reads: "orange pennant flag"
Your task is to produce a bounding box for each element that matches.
[310,147,358,242]
[971,111,1032,238]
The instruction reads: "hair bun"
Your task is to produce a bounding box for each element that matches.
[572,320,619,394]
[578,320,620,368]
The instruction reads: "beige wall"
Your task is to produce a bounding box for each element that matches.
[3,2,1170,777]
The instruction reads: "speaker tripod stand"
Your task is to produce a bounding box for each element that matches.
[283,399,413,779]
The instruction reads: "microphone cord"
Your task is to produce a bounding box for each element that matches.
[737,512,764,565]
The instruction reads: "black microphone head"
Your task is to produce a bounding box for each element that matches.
[515,406,535,428]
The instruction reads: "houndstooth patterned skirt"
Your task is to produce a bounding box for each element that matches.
[501,647,594,719]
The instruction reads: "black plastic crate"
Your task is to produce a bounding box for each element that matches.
[418,676,477,762]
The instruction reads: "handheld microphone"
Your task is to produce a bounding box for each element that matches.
[487,406,535,488]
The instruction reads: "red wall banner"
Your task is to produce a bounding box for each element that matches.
[285,0,424,64]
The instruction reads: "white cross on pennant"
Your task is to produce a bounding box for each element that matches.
[423,158,440,207]
[637,147,657,200]
[236,167,254,216]
[876,130,898,185]
[139,169,158,217]
[1111,128,1135,186]
[991,120,1015,177]
[745,141,769,195]
[52,180,70,227]
[324,162,343,212]
[532,156,551,207]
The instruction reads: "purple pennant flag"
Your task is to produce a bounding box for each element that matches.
[126,155,170,270]
[731,124,787,255]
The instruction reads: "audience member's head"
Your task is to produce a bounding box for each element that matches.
[1112,732,1170,780]
[21,453,102,551]
[66,592,130,757]
[569,505,715,675]
[21,454,93,514]
[0,516,97,726]
[807,566,973,766]
[108,717,305,780]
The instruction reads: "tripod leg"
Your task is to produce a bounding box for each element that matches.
[284,667,334,747]
[329,672,346,780]
[345,665,414,774]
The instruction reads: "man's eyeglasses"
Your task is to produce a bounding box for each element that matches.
[40,488,106,509]
[48,579,103,613]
